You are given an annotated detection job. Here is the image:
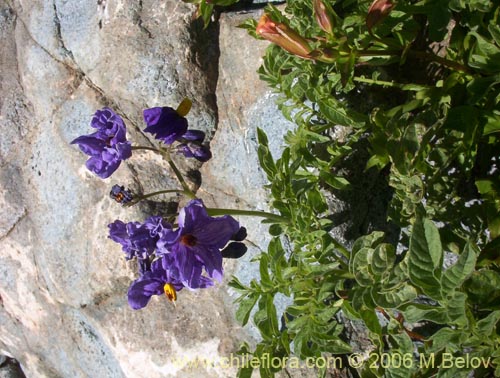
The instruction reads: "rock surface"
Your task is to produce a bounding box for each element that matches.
[0,0,297,377]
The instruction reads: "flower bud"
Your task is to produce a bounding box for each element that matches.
[256,13,312,59]
[177,142,212,162]
[221,242,248,259]
[176,98,192,117]
[366,0,395,32]
[313,0,334,35]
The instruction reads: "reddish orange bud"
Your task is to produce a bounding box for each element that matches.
[256,13,312,59]
[313,0,334,35]
[366,0,395,31]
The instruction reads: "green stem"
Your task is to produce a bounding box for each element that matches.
[131,145,162,153]
[165,157,196,199]
[131,145,197,199]
[206,208,290,224]
[356,49,471,73]
[353,76,429,91]
[125,189,193,206]
[407,50,471,74]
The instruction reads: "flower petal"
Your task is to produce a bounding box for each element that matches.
[143,107,188,145]
[193,215,240,249]
[181,130,205,142]
[191,245,223,282]
[127,275,164,310]
[71,136,106,157]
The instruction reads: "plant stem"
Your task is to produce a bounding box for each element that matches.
[356,48,471,73]
[165,157,197,199]
[353,76,429,90]
[131,145,197,199]
[206,208,290,224]
[125,189,193,206]
[408,50,471,74]
[131,145,162,153]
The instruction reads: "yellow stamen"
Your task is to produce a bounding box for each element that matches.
[176,98,192,117]
[163,283,177,303]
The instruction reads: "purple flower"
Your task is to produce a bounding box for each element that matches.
[176,130,212,162]
[176,142,212,162]
[157,199,240,287]
[143,107,188,145]
[71,108,132,178]
[181,130,206,142]
[127,254,213,309]
[108,216,172,260]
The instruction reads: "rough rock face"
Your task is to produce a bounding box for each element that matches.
[0,0,293,377]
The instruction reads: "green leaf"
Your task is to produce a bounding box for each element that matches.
[359,308,382,334]
[489,23,500,47]
[237,366,254,378]
[265,294,279,337]
[352,231,385,256]
[268,224,283,236]
[482,110,500,135]
[351,247,375,286]
[257,128,277,179]
[426,0,452,41]
[307,187,327,213]
[468,31,500,73]
[319,172,351,190]
[466,74,500,105]
[428,327,467,353]
[259,254,273,289]
[317,98,366,128]
[237,18,260,39]
[443,106,479,134]
[475,310,500,339]
[401,303,449,324]
[408,215,443,300]
[372,283,418,308]
[371,243,396,280]
[444,292,468,327]
[198,0,214,28]
[229,276,249,292]
[441,242,477,293]
[236,293,260,326]
[465,269,500,309]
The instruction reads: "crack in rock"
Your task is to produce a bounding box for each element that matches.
[52,0,75,62]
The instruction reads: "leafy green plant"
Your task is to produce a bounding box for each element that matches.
[228,0,500,376]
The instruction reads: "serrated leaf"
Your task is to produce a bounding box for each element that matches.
[475,310,500,338]
[317,98,366,128]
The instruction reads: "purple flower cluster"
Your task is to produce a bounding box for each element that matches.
[71,108,132,178]
[108,199,245,309]
[143,107,211,162]
[71,102,211,179]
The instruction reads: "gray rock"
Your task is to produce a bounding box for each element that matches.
[0,1,294,377]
